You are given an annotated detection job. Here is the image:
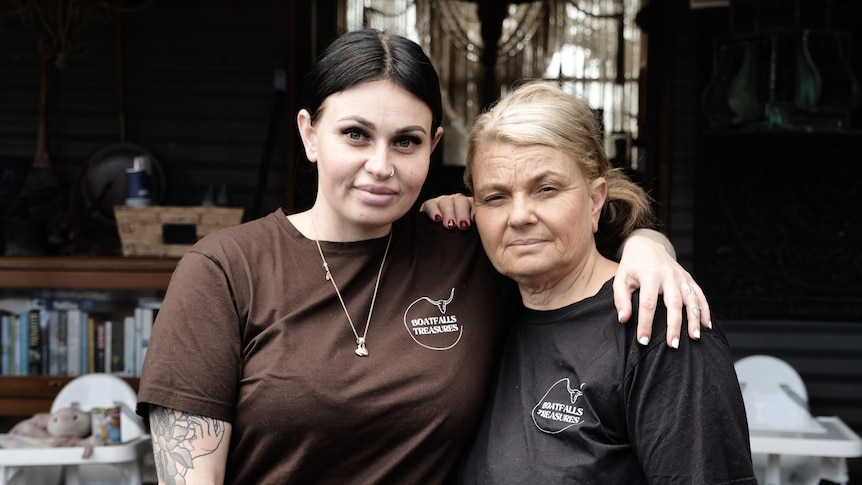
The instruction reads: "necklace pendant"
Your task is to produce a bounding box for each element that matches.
[355,337,369,357]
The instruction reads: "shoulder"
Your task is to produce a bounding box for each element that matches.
[169,209,297,282]
[188,208,296,258]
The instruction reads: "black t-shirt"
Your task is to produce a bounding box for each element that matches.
[456,279,757,484]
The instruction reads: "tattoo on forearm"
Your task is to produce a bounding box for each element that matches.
[149,406,225,484]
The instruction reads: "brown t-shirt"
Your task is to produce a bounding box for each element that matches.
[137,209,513,484]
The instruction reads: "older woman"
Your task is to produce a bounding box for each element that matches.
[455,81,756,484]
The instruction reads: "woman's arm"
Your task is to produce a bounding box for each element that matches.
[419,195,711,348]
[613,229,710,348]
[149,405,231,485]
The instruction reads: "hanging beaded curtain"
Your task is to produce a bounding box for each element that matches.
[347,0,419,41]
[347,0,642,167]
[416,0,558,137]
[549,0,643,167]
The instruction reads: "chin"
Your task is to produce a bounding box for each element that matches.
[507,263,562,283]
[359,206,409,228]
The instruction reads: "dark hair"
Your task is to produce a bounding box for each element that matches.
[300,29,443,133]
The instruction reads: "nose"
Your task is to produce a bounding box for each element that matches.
[508,194,537,227]
[364,145,394,180]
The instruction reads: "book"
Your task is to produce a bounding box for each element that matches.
[48,309,62,375]
[104,320,113,373]
[27,308,41,375]
[1,315,10,375]
[17,311,28,375]
[66,308,82,377]
[80,311,90,375]
[86,315,96,374]
[107,319,127,374]
[123,315,136,376]
[94,319,106,373]
[134,301,160,375]
[3,314,21,375]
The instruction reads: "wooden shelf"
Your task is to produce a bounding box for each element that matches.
[0,256,178,290]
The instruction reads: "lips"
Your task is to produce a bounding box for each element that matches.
[356,183,396,195]
[509,238,546,248]
[354,184,397,205]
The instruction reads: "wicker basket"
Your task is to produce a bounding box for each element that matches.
[114,205,244,257]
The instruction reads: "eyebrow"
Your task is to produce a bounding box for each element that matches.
[337,115,428,135]
[474,169,565,194]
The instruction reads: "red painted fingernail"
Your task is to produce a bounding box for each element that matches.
[459,221,469,229]
[447,219,455,228]
[434,214,442,221]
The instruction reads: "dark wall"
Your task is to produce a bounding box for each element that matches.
[1,1,297,253]
[671,2,862,479]
[685,1,862,322]
[0,0,464,255]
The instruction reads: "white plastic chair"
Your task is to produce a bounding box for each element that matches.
[735,355,847,485]
[735,355,817,434]
[0,374,154,485]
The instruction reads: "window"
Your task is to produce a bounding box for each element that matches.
[348,0,643,168]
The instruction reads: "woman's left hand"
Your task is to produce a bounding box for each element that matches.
[614,229,711,349]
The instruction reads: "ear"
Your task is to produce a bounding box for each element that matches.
[590,177,607,234]
[297,109,318,162]
[430,126,444,153]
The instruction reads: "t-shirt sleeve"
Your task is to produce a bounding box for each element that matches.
[623,319,756,483]
[136,249,244,423]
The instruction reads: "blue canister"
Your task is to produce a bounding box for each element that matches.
[125,156,152,207]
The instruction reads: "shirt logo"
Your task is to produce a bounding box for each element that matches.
[532,378,586,434]
[402,288,462,351]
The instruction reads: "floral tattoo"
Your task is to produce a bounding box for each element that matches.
[149,406,226,485]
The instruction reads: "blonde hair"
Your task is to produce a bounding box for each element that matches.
[465,81,656,249]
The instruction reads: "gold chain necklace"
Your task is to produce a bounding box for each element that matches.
[311,220,393,357]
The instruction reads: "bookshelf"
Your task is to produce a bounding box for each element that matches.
[0,257,177,290]
[0,256,178,417]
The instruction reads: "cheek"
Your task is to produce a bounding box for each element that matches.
[399,159,430,191]
[405,164,429,185]
[474,212,502,247]
[317,144,357,182]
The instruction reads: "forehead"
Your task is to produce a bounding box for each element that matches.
[473,143,579,181]
[319,79,433,126]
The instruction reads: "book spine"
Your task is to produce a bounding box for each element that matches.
[123,315,136,376]
[88,316,97,374]
[18,312,28,375]
[48,309,61,375]
[95,319,106,373]
[134,307,144,375]
[8,314,21,375]
[66,308,82,377]
[135,306,157,376]
[1,315,9,375]
[28,308,42,375]
[104,320,113,374]
[57,309,68,375]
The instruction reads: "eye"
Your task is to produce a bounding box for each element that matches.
[394,135,421,150]
[537,185,558,195]
[342,127,367,142]
[480,193,506,204]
